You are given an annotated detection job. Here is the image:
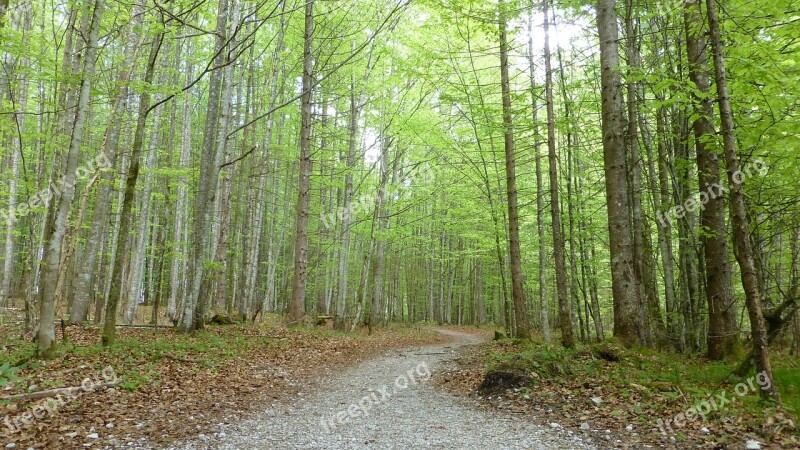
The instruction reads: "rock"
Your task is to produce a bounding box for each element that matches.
[5,443,17,449]
[208,314,236,325]
[86,433,98,439]
[701,427,710,434]
[745,440,761,450]
[478,366,534,394]
[591,396,603,406]
[580,423,590,430]
[625,424,634,431]
[549,423,561,428]
[105,423,114,429]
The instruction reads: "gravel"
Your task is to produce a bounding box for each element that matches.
[174,330,596,450]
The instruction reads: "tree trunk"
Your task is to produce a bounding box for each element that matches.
[70,3,143,324]
[625,0,661,347]
[597,0,643,347]
[683,0,740,359]
[368,136,393,328]
[334,88,362,330]
[653,106,681,349]
[180,0,230,331]
[542,0,574,347]
[37,0,104,357]
[286,0,314,325]
[705,0,776,399]
[476,257,486,324]
[101,31,163,346]
[124,99,163,325]
[499,2,530,339]
[168,38,194,323]
[526,8,550,341]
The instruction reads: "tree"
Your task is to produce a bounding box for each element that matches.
[705,0,777,399]
[542,0,574,348]
[287,0,315,326]
[37,0,104,357]
[597,0,643,347]
[499,1,530,339]
[683,0,740,359]
[102,29,164,346]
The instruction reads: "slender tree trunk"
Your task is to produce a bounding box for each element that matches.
[286,0,314,325]
[168,39,194,323]
[624,0,661,347]
[335,89,362,330]
[791,226,799,355]
[499,3,530,339]
[124,99,163,325]
[37,0,104,357]
[653,106,681,349]
[542,0,573,347]
[526,9,550,341]
[368,136,393,328]
[210,1,240,313]
[706,0,776,399]
[101,32,163,346]
[180,0,230,331]
[70,13,143,323]
[476,257,486,324]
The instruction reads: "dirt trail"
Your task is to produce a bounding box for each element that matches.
[176,329,595,450]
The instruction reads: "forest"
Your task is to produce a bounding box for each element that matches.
[0,0,799,447]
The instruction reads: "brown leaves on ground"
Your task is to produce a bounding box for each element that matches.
[434,339,799,450]
[0,321,445,449]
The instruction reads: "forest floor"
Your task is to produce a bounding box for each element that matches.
[436,337,800,450]
[0,319,448,449]
[2,322,797,449]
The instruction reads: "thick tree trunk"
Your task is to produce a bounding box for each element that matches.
[683,0,740,359]
[37,0,104,357]
[286,0,314,325]
[499,4,530,339]
[597,0,643,347]
[705,0,776,399]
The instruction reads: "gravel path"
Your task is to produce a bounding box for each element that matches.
[178,329,596,450]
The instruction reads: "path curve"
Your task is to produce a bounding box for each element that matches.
[178,329,595,450]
